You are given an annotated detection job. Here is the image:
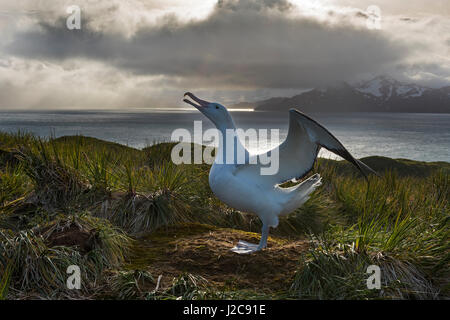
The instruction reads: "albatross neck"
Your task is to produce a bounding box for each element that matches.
[216,116,236,134]
[215,116,244,165]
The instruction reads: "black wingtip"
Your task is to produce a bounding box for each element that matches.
[290,108,380,182]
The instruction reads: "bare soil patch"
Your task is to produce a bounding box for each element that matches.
[129,223,309,293]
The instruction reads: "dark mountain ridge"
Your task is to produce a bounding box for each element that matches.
[234,76,450,113]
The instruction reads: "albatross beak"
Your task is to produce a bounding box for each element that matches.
[183,92,210,109]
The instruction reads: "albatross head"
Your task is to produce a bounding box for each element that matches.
[183,92,235,130]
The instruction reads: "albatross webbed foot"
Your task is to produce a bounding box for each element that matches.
[230,240,261,254]
[230,223,269,254]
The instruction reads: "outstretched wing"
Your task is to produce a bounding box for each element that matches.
[238,109,377,185]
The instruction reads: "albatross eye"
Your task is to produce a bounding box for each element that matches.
[215,105,219,109]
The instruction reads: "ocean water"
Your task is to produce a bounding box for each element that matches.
[0,110,449,162]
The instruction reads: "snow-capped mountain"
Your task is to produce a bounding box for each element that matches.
[235,76,450,113]
[355,76,429,100]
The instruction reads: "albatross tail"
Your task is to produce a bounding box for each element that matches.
[296,173,322,202]
[279,173,322,215]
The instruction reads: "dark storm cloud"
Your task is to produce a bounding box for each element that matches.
[5,0,412,88]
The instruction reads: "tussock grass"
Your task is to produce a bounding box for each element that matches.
[103,190,192,234]
[108,271,219,300]
[108,270,155,300]
[0,132,448,299]
[291,237,440,299]
[166,273,210,300]
[16,140,88,209]
[0,164,30,206]
[0,213,131,298]
[290,167,449,299]
[0,260,12,299]
[0,228,87,296]
[95,162,193,234]
[145,273,213,300]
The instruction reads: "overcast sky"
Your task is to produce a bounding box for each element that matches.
[0,0,449,109]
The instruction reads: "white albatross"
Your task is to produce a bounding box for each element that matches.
[183,92,377,254]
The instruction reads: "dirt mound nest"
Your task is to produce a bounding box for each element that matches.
[130,223,309,293]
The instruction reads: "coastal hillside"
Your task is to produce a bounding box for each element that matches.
[0,134,448,299]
